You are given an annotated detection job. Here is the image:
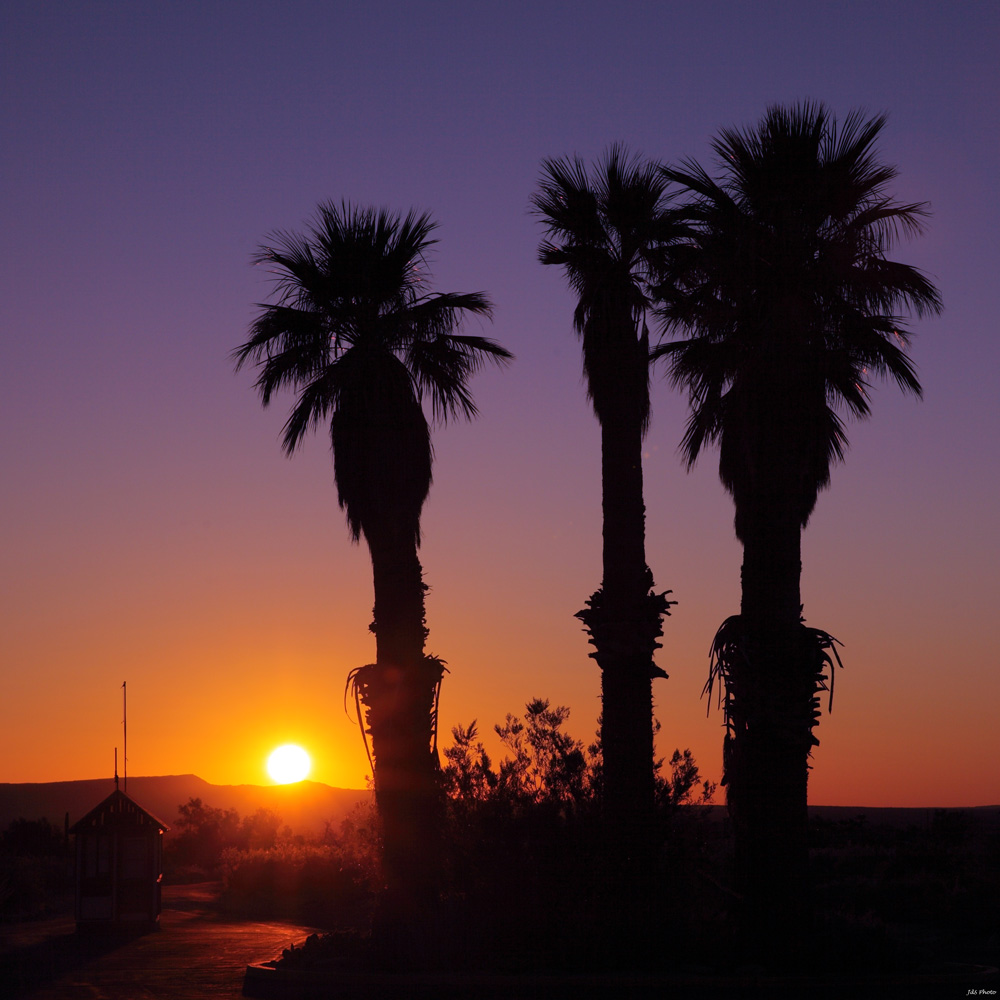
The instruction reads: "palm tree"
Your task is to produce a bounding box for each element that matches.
[654,104,941,959]
[234,202,511,914]
[532,148,676,873]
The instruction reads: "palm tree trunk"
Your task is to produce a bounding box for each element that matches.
[597,410,655,827]
[731,505,812,963]
[574,404,666,963]
[364,523,443,948]
[369,522,427,669]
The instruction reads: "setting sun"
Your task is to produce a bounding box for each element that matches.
[267,744,311,784]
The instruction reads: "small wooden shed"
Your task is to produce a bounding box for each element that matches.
[71,786,169,932]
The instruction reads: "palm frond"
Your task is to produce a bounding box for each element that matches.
[345,664,376,776]
[235,201,508,544]
[533,146,674,428]
[704,615,845,795]
[235,306,330,405]
[656,103,940,519]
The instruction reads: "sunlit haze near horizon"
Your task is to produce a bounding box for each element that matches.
[2,2,998,807]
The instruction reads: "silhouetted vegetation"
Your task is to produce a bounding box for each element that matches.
[226,102,949,977]
[808,810,1000,973]
[0,817,71,921]
[214,800,379,926]
[431,699,718,971]
[251,701,724,974]
[264,794,998,978]
[221,842,375,927]
[654,102,942,963]
[235,204,511,933]
[533,150,676,854]
[1,817,67,858]
[165,797,287,877]
[161,795,379,925]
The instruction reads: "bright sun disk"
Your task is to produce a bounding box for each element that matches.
[267,744,311,784]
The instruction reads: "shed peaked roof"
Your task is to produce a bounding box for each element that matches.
[70,788,170,833]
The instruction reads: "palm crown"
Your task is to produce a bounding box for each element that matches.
[234,202,510,545]
[655,104,941,536]
[532,146,676,429]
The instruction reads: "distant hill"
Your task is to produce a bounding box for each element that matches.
[694,803,1000,830]
[0,775,371,838]
[808,803,1000,828]
[3,778,996,841]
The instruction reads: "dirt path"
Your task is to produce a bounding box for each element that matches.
[0,883,323,999]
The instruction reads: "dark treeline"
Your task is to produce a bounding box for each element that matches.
[233,101,959,974]
[0,817,72,921]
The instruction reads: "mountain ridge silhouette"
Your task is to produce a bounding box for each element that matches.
[2,776,996,840]
[0,774,371,837]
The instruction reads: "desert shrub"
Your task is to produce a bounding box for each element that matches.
[218,799,380,926]
[239,807,283,850]
[164,798,289,879]
[319,799,381,872]
[808,810,1000,970]
[0,855,72,921]
[0,817,72,921]
[165,797,242,876]
[657,746,717,811]
[1,817,67,857]
[436,700,719,971]
[220,841,376,927]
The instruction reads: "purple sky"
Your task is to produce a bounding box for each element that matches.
[2,1,998,806]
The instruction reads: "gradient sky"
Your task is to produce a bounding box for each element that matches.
[2,1,998,807]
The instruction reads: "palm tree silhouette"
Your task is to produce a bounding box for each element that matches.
[532,149,676,858]
[234,202,510,910]
[654,104,941,958]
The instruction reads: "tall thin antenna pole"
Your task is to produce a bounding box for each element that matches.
[114,747,119,790]
[122,682,127,793]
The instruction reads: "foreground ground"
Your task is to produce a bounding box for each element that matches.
[1,880,997,999]
[0,883,322,1000]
